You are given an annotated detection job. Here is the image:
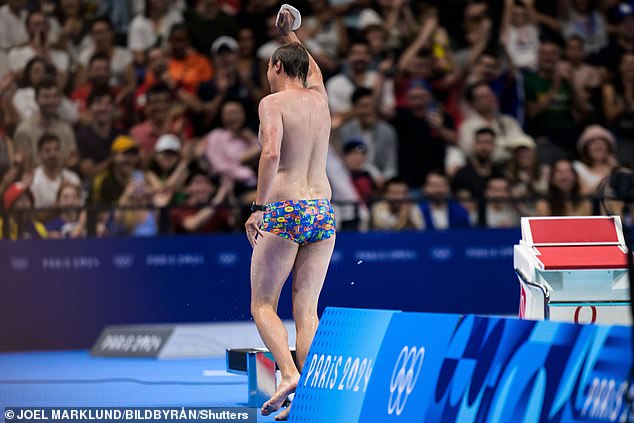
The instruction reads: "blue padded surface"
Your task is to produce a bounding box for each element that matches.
[0,350,285,421]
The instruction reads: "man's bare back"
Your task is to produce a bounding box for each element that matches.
[258,87,331,203]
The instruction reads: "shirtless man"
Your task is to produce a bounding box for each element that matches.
[244,6,335,422]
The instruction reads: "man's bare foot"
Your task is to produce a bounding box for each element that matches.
[261,376,299,416]
[274,404,291,421]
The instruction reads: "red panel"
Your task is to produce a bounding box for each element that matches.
[535,246,627,270]
[528,218,618,244]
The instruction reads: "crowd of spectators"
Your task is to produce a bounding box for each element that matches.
[0,0,633,239]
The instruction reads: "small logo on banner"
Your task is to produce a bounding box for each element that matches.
[10,257,29,271]
[113,255,134,269]
[217,252,238,266]
[388,346,425,416]
[429,247,452,261]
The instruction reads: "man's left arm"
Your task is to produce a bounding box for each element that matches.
[255,96,283,206]
[244,96,283,247]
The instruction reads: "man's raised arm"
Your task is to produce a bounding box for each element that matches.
[276,8,327,96]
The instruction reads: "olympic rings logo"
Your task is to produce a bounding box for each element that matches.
[388,346,426,416]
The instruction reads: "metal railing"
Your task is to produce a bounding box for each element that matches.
[0,193,624,240]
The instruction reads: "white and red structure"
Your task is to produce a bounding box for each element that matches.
[514,216,631,325]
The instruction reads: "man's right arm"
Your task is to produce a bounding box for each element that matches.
[277,9,327,97]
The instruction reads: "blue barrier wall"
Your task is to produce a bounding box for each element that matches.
[291,308,633,423]
[0,229,521,351]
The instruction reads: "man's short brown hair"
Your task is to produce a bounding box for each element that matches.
[271,42,309,84]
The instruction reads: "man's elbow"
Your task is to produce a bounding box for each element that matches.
[261,150,280,161]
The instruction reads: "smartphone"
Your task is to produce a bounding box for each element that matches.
[132,170,144,184]
[132,170,145,194]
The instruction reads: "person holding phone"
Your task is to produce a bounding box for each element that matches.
[8,10,69,87]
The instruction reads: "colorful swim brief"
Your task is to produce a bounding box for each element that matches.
[260,199,336,246]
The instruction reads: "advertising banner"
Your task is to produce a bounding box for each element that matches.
[0,230,521,351]
[290,308,633,423]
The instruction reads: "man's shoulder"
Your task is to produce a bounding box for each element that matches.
[31,166,45,181]
[259,90,302,108]
[259,93,282,110]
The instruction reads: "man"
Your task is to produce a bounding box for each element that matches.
[13,78,78,168]
[459,81,525,162]
[482,176,519,228]
[130,83,175,157]
[392,79,456,188]
[161,23,213,92]
[75,88,124,179]
[337,87,398,185]
[196,36,260,133]
[466,50,522,120]
[185,0,239,56]
[243,7,336,421]
[371,177,424,231]
[338,138,374,231]
[524,41,581,162]
[88,135,140,207]
[30,133,80,209]
[170,170,234,234]
[325,39,394,120]
[559,35,601,104]
[452,127,507,226]
[419,171,470,230]
[71,52,117,116]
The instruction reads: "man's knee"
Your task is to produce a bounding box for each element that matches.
[292,305,317,325]
[251,302,276,321]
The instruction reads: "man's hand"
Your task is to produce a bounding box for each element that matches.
[245,211,265,247]
[276,9,295,35]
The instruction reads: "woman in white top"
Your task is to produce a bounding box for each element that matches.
[572,125,618,195]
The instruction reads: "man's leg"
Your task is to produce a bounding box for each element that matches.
[273,235,336,421]
[250,232,300,415]
[291,235,336,372]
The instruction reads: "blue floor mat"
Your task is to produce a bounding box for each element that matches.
[0,350,284,422]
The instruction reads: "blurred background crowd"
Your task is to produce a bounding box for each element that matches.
[0,0,633,239]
